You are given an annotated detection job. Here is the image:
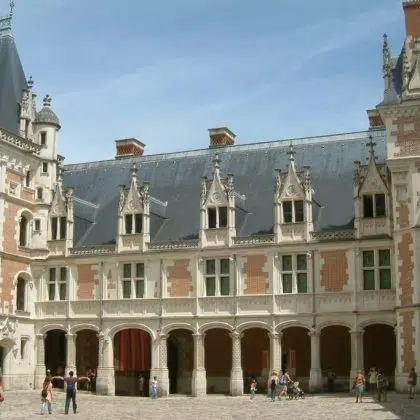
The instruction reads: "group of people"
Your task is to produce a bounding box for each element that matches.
[257,370,294,401]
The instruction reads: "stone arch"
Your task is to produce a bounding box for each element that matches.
[70,324,100,334]
[44,329,67,382]
[17,209,33,247]
[359,319,395,330]
[162,323,195,335]
[108,323,156,341]
[236,320,270,333]
[199,321,233,334]
[318,320,352,332]
[276,320,311,333]
[281,326,311,380]
[38,324,67,335]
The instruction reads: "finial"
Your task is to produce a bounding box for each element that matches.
[27,76,34,90]
[9,1,14,18]
[43,94,52,107]
[213,153,220,170]
[57,165,64,183]
[366,135,376,158]
[287,142,295,161]
[131,161,138,178]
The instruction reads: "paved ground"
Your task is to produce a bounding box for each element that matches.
[1,391,419,419]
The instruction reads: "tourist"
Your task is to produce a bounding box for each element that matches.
[376,369,389,402]
[250,378,257,400]
[88,368,96,393]
[327,370,336,393]
[269,372,278,401]
[368,367,377,394]
[151,376,158,399]
[52,371,90,414]
[277,371,288,400]
[353,370,365,403]
[41,376,53,415]
[138,374,145,396]
[408,367,417,399]
[0,375,4,403]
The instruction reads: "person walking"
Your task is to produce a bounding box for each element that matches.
[376,369,389,403]
[368,367,377,395]
[138,374,145,397]
[353,370,365,403]
[40,376,53,415]
[408,367,417,399]
[269,372,278,402]
[250,378,257,400]
[151,376,158,399]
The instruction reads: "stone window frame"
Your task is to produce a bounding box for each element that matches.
[48,267,67,301]
[279,254,308,294]
[50,216,67,240]
[206,206,228,229]
[16,276,27,312]
[281,200,305,223]
[36,187,43,201]
[25,170,31,188]
[18,211,33,248]
[120,262,145,299]
[362,193,386,218]
[20,336,29,360]
[41,162,49,174]
[40,131,47,147]
[204,258,230,296]
[124,213,143,235]
[361,249,392,291]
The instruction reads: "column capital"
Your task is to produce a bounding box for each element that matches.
[65,332,77,338]
[350,329,364,336]
[158,333,168,340]
[308,328,320,337]
[36,333,46,340]
[268,332,280,340]
[229,331,243,340]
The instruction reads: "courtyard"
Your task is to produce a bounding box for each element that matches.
[1,391,419,420]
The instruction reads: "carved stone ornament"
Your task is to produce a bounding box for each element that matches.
[123,187,143,214]
[0,317,18,342]
[200,178,207,205]
[50,185,67,216]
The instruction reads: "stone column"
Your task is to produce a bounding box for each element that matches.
[230,331,243,396]
[191,333,206,396]
[34,333,46,388]
[350,329,364,390]
[65,333,77,375]
[308,329,322,392]
[96,332,115,395]
[267,332,281,394]
[157,334,170,397]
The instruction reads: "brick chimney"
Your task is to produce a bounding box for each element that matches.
[208,127,236,148]
[403,0,420,37]
[366,109,384,128]
[115,138,145,159]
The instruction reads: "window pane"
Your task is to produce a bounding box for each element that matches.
[220,259,230,274]
[218,206,228,228]
[60,267,67,282]
[379,249,390,266]
[206,260,215,275]
[136,263,144,278]
[19,216,27,247]
[362,250,374,267]
[134,214,143,234]
[220,276,230,296]
[206,277,216,296]
[135,280,144,298]
[16,278,25,311]
[297,254,307,270]
[49,268,56,282]
[297,273,307,293]
[60,217,67,239]
[363,270,375,290]
[379,269,391,289]
[363,195,374,217]
[125,214,133,234]
[123,264,131,278]
[294,200,304,222]
[48,283,55,301]
[375,194,386,217]
[282,274,293,293]
[51,217,58,240]
[283,202,293,223]
[59,283,66,300]
[282,255,292,271]
[208,208,217,228]
[122,280,131,298]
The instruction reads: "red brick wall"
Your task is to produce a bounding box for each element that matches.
[243,255,269,295]
[401,312,416,373]
[320,250,349,292]
[167,260,192,297]
[404,3,420,37]
[0,258,28,313]
[391,116,420,157]
[398,232,413,307]
[77,264,96,300]
[396,204,410,229]
[205,329,232,376]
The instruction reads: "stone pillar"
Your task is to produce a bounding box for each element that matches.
[34,334,46,388]
[65,333,77,375]
[96,332,115,396]
[350,329,364,390]
[394,323,405,392]
[157,334,170,397]
[308,329,322,392]
[230,331,243,396]
[191,333,206,397]
[267,332,281,394]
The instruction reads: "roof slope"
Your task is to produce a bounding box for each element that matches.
[64,129,386,247]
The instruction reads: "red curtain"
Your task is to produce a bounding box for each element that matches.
[114,329,151,371]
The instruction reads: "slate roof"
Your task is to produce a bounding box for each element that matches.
[64,129,387,247]
[34,106,61,128]
[0,34,26,135]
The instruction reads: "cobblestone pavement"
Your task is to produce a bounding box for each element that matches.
[1,391,420,420]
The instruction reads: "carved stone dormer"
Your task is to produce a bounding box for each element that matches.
[19,76,37,140]
[117,162,150,252]
[354,136,391,238]
[274,144,313,243]
[48,166,74,255]
[200,153,236,247]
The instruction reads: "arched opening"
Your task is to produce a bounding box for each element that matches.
[113,329,151,396]
[241,328,269,394]
[321,325,350,391]
[16,277,26,312]
[19,215,29,247]
[76,330,99,391]
[45,330,67,388]
[205,328,232,394]
[364,324,396,388]
[167,329,193,394]
[281,327,310,388]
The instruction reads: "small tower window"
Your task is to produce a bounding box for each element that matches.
[363,194,386,218]
[60,217,67,239]
[16,277,26,311]
[50,216,67,240]
[294,201,304,222]
[36,188,43,201]
[19,215,29,247]
[25,171,31,187]
[40,132,47,146]
[34,219,41,232]
[42,162,48,174]
[282,202,293,223]
[282,200,305,223]
[124,214,143,234]
[51,217,58,240]
[207,206,227,229]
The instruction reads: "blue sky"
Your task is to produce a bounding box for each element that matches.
[11,0,405,164]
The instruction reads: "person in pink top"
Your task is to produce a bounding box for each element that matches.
[41,376,53,415]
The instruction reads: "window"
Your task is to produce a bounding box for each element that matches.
[50,216,66,240]
[363,194,386,218]
[204,258,230,296]
[19,215,29,247]
[25,171,31,187]
[40,132,47,146]
[48,267,67,301]
[362,249,392,290]
[124,214,143,234]
[20,338,27,360]
[16,277,26,311]
[42,162,48,174]
[34,219,41,232]
[36,187,43,201]
[60,217,67,239]
[121,263,145,299]
[280,254,308,293]
[282,200,305,223]
[207,206,228,229]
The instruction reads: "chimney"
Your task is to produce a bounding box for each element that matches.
[115,138,145,159]
[208,127,236,148]
[403,0,420,37]
[366,109,384,128]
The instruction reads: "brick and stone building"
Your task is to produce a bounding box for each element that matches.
[0,1,419,396]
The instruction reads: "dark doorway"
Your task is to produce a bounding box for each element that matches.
[168,337,179,394]
[45,330,66,388]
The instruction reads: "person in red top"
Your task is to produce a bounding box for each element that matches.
[52,371,90,414]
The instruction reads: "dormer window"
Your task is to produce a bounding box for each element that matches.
[51,216,67,240]
[282,200,304,223]
[207,206,227,229]
[124,213,143,234]
[363,194,386,218]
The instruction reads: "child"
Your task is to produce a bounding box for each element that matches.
[41,376,52,415]
[250,378,257,400]
[151,376,158,399]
